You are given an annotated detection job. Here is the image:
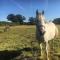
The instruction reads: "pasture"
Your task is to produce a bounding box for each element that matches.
[0,25,36,51]
[0,25,60,60]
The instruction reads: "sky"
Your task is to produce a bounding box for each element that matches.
[0,0,60,22]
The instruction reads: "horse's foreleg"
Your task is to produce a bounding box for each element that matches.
[40,42,46,60]
[40,43,43,57]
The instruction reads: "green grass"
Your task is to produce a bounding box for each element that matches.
[0,25,36,51]
[0,25,60,54]
[48,25,60,53]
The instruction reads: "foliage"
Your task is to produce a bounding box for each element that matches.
[28,17,36,25]
[7,14,26,24]
[0,21,11,26]
[53,18,60,24]
[7,14,16,22]
[15,14,26,24]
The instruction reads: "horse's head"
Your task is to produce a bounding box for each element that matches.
[36,10,46,35]
[36,10,45,23]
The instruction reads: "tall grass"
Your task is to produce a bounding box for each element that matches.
[0,25,60,53]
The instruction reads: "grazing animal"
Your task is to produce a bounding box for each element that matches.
[36,10,58,60]
[4,24,10,32]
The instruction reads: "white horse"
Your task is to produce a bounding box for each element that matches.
[36,10,58,60]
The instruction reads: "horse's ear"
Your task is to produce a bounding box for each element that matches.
[42,10,44,15]
[36,9,39,15]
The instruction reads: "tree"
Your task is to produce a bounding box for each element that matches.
[53,18,60,24]
[28,17,36,25]
[7,14,16,22]
[16,14,26,24]
[7,14,26,24]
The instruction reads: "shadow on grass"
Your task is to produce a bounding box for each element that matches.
[0,50,22,60]
[0,47,40,60]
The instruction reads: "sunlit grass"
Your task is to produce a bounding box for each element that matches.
[0,25,36,51]
[0,25,60,54]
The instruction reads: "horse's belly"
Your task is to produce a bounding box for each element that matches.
[44,24,56,42]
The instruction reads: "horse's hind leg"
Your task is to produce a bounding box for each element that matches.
[46,42,53,60]
[55,26,58,38]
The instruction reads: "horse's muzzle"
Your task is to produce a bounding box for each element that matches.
[39,26,46,35]
[39,30,45,35]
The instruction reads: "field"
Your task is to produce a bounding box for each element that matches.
[0,25,36,50]
[0,25,60,59]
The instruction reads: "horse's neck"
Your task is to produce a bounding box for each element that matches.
[41,20,45,25]
[36,20,45,28]
[39,20,45,26]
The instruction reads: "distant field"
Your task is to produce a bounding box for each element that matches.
[0,25,36,51]
[0,25,60,53]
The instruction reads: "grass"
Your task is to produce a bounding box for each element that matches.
[0,25,60,54]
[0,25,36,51]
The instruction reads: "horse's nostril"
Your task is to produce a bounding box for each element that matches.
[43,31,46,34]
[39,30,45,35]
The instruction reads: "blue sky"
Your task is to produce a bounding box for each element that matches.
[0,0,60,21]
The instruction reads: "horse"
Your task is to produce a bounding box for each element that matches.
[36,10,58,60]
[4,24,10,32]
